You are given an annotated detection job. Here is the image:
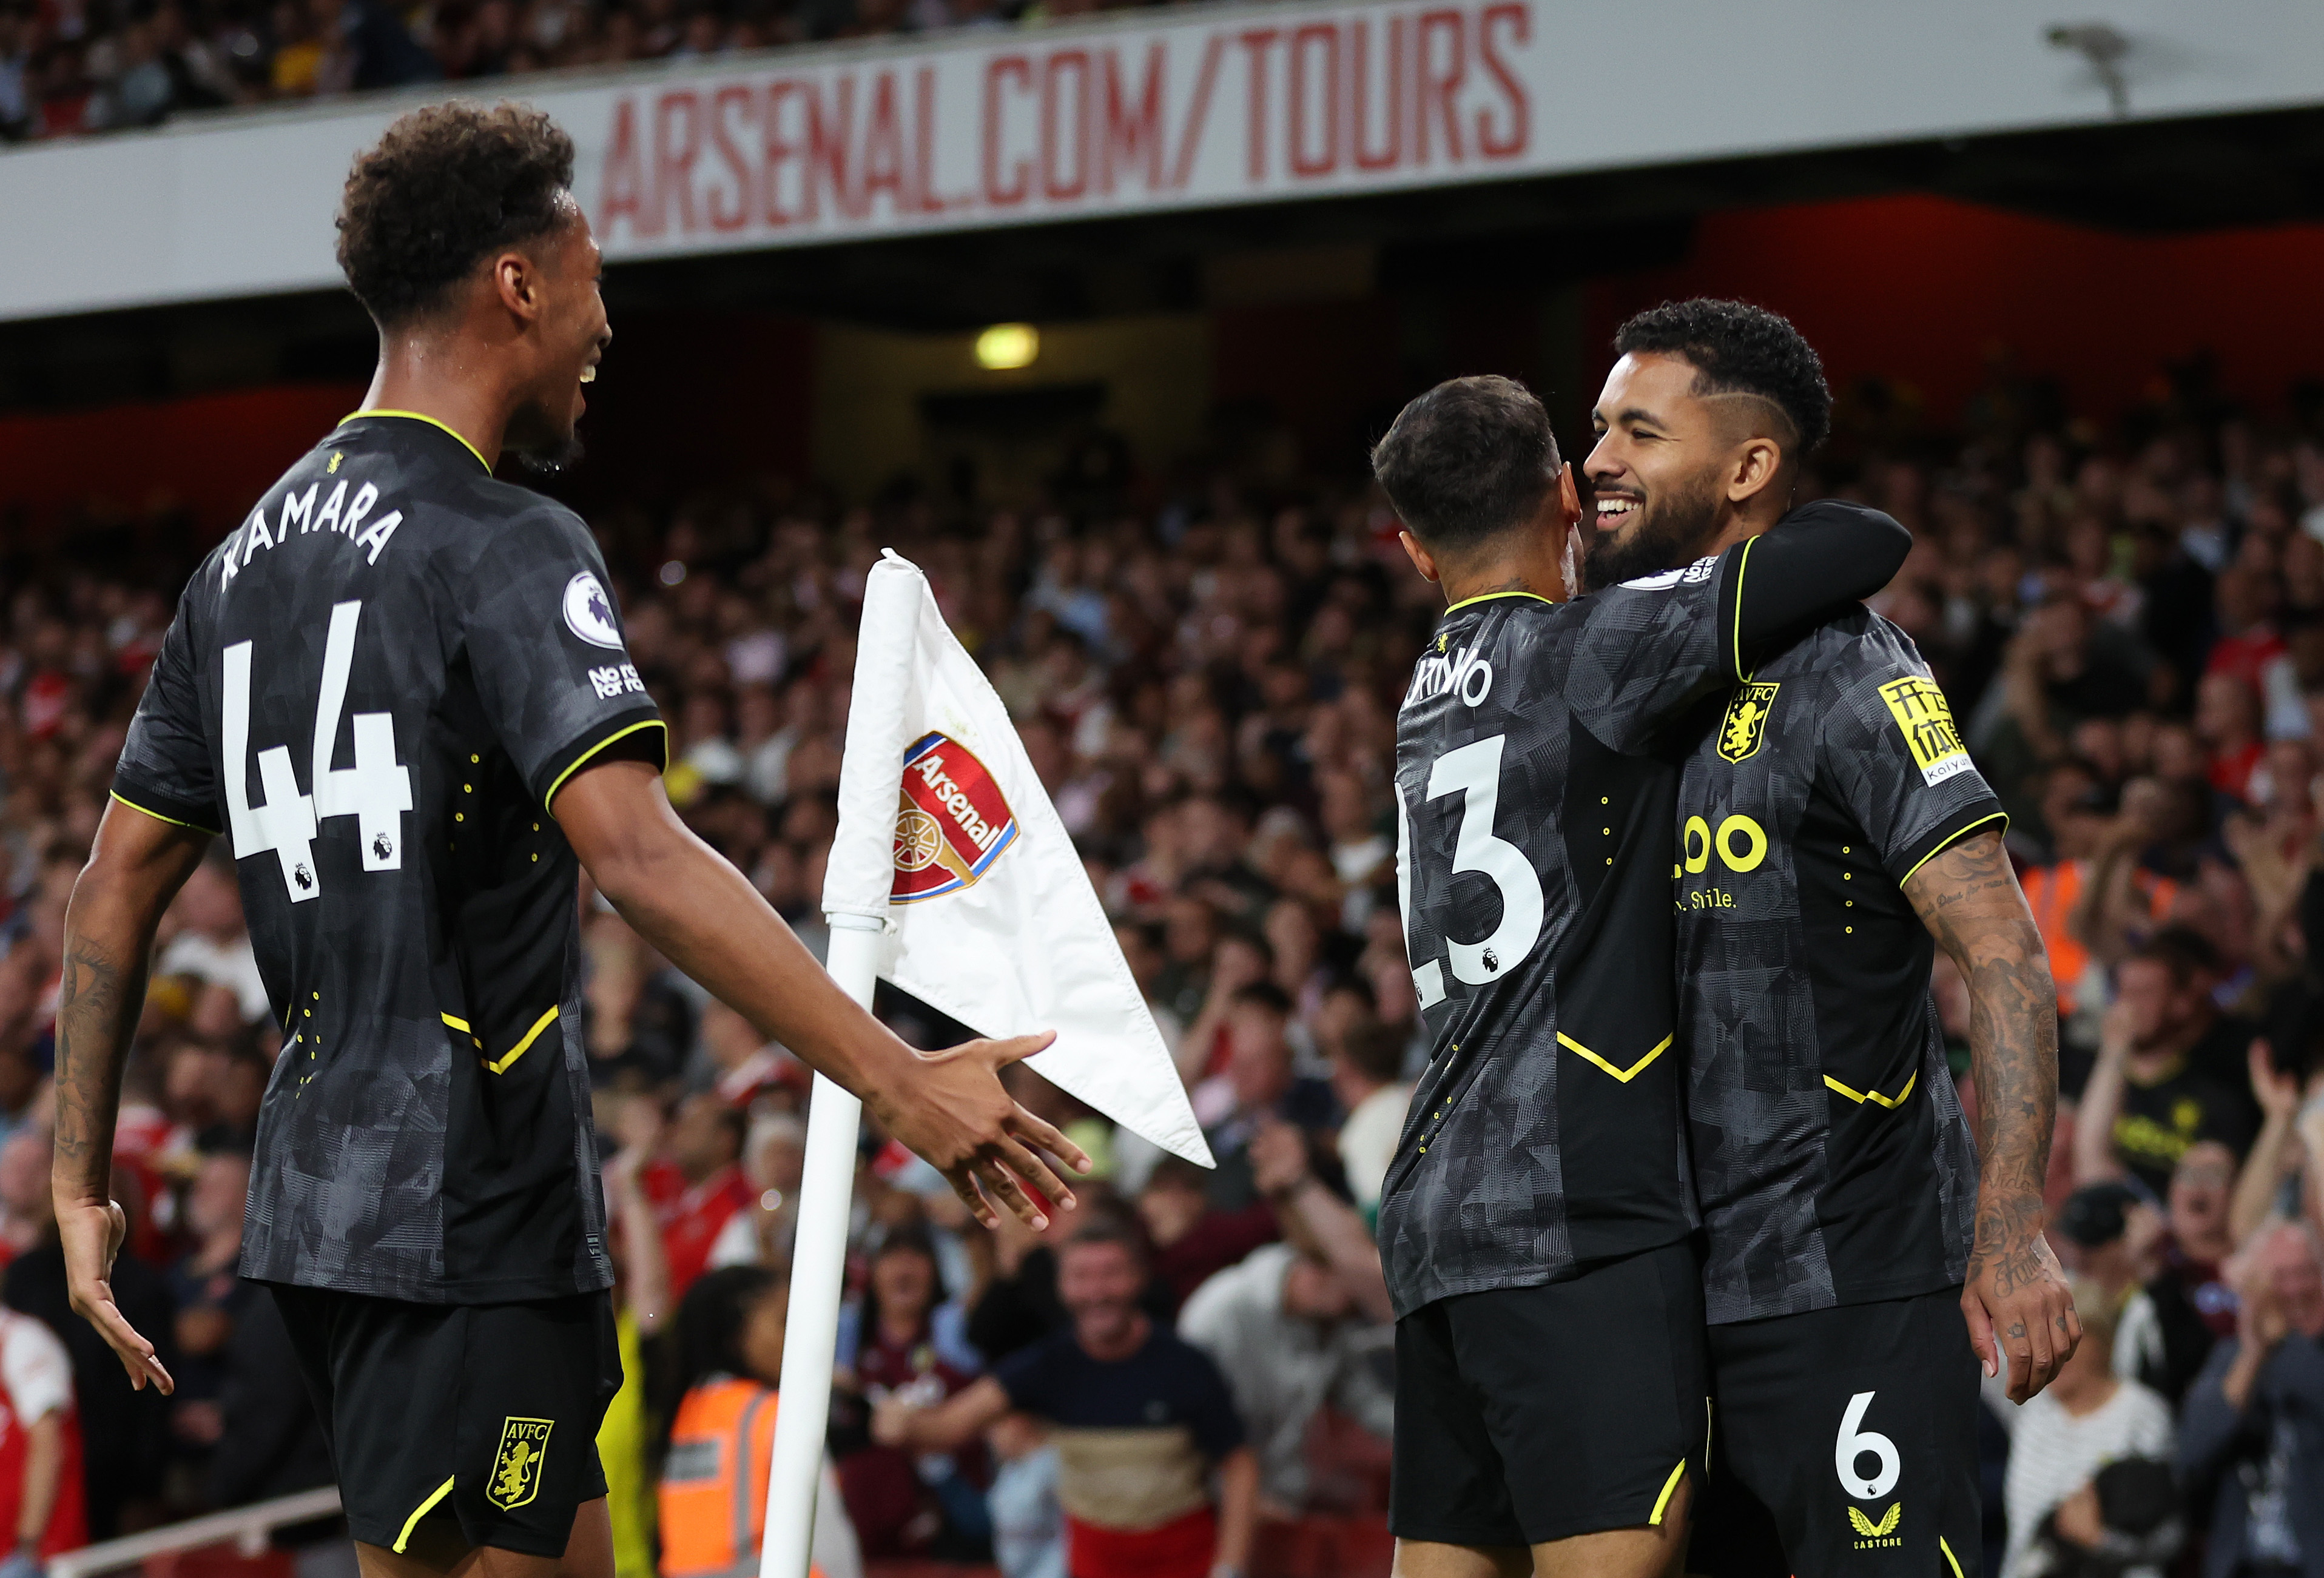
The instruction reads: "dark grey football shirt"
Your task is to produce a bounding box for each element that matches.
[1670,608,1999,1325]
[1379,502,1914,1321]
[113,412,667,1303]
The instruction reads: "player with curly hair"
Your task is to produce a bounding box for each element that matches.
[1586,300,2078,1577]
[52,99,1087,1578]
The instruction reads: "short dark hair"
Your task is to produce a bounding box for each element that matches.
[1613,299,1832,459]
[1339,1021,1408,1086]
[2130,925,2221,987]
[1062,1215,1149,1266]
[1370,375,1561,552]
[337,101,578,327]
[1228,981,1293,1018]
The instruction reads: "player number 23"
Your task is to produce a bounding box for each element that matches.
[1834,1390,1901,1500]
[1398,734,1544,1009]
[223,599,415,903]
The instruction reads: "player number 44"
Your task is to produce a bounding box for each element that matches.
[223,599,414,902]
[1395,733,1544,1009]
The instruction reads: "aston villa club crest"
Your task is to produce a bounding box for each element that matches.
[1717,681,1781,763]
[891,733,1018,902]
[487,1417,553,1511]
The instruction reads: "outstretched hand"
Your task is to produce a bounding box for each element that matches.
[58,1199,172,1394]
[869,1031,1091,1232]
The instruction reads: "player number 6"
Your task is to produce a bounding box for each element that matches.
[1834,1389,1901,1500]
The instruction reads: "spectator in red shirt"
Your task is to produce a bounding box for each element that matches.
[645,1094,753,1301]
[1135,1157,1279,1312]
[0,1308,84,1572]
[2196,670,2266,803]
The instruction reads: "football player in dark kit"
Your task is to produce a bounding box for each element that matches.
[1370,375,1911,1578]
[49,102,1087,1578]
[1584,300,2080,1577]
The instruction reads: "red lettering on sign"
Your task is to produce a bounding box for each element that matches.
[807,78,862,221]
[1477,2,1527,159]
[983,55,1032,207]
[1287,22,1338,178]
[1168,32,1225,189]
[764,79,803,226]
[1349,15,1403,171]
[707,83,755,231]
[861,69,907,213]
[912,67,948,212]
[1416,8,1465,166]
[1237,27,1278,183]
[602,96,647,236]
[1041,49,1091,201]
[1101,43,1165,194]
[653,90,702,233]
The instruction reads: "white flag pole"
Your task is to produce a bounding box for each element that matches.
[761,552,921,1578]
[758,928,878,1578]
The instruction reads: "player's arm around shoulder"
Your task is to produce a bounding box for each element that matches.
[1901,827,2080,1402]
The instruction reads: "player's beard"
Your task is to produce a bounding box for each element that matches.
[1583,467,1723,592]
[510,426,586,475]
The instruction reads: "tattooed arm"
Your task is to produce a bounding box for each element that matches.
[1904,828,2082,1403]
[55,800,209,1394]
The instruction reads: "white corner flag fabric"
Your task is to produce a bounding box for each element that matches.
[823,548,1211,1167]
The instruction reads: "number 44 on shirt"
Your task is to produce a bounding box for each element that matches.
[224,599,413,901]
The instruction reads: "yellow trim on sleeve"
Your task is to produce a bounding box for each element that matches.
[341,409,491,472]
[543,719,670,816]
[1647,1459,1687,1526]
[1556,1031,1672,1084]
[440,1012,471,1033]
[1730,534,1757,681]
[392,1476,456,1553]
[1825,1070,1918,1109]
[1898,811,2011,891]
[1443,589,1555,614]
[109,791,221,838]
[1940,1536,1965,1578]
[483,1006,560,1075]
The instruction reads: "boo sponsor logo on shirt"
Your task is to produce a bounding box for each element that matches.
[1877,676,1973,787]
[563,572,625,650]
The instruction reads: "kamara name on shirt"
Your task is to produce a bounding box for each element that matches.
[220,458,403,588]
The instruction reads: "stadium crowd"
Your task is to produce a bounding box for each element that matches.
[3,358,2324,1577]
[0,0,1133,141]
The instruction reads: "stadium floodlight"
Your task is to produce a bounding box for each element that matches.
[2045,21,2132,119]
[974,323,1040,370]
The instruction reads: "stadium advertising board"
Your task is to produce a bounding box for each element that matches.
[5,0,2324,320]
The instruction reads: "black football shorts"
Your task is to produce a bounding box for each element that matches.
[1689,1284,1982,1578]
[1389,1238,1709,1548]
[272,1284,623,1559]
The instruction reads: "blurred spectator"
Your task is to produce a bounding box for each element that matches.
[1328,1019,1409,1224]
[2021,1457,2183,1578]
[645,1091,752,1300]
[163,1149,252,1482]
[833,1226,987,1559]
[965,1201,1171,1366]
[2076,932,2262,1195]
[1195,982,1335,1215]
[1,1130,173,1540]
[153,853,266,1026]
[1999,1278,2174,1578]
[660,1266,861,1578]
[875,1220,1259,1578]
[2117,1140,2240,1407]
[708,1113,805,1273]
[1177,1241,1393,1516]
[2180,1220,2324,1578]
[985,1409,1064,1578]
[205,1292,338,1568]
[0,1306,84,1566]
[1133,1157,1277,1312]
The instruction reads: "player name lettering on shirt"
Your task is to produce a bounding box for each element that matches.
[588,663,646,700]
[1403,641,1493,709]
[219,475,403,591]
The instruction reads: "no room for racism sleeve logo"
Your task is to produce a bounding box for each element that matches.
[891,732,1019,902]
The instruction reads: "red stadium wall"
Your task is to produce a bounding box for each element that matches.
[1583,194,2324,426]
[0,383,365,545]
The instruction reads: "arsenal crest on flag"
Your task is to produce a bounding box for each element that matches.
[822,549,1212,1168]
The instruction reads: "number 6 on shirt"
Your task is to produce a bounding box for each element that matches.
[223,599,414,901]
[1398,733,1545,1009]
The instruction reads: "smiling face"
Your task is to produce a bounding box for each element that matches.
[1581,352,1736,589]
[501,198,610,468]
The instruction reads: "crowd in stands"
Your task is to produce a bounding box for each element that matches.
[0,0,1128,142]
[3,356,2324,1576]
